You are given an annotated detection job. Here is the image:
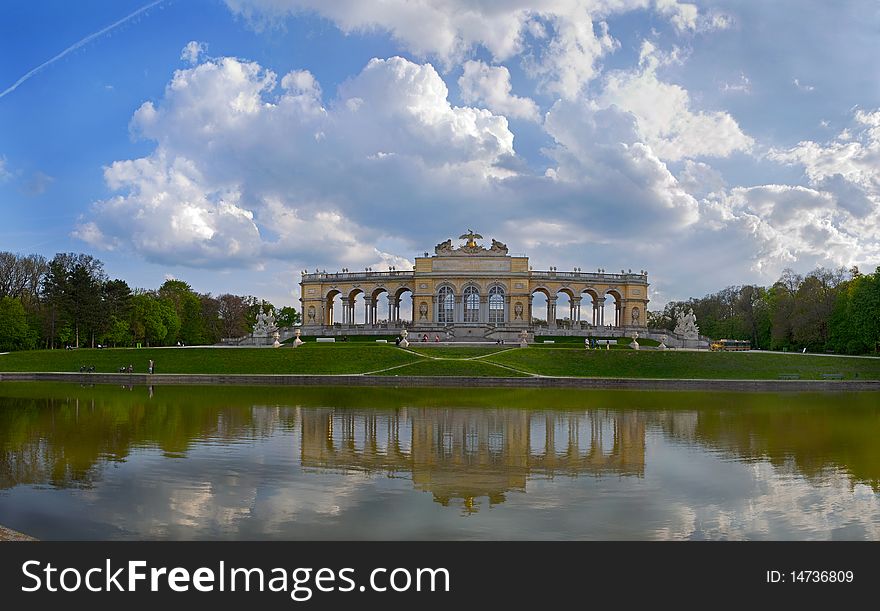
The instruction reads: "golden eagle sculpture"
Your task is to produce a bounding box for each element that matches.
[458,229,483,248]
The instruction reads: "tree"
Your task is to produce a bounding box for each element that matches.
[130,293,180,346]
[217,294,249,339]
[42,253,106,348]
[199,294,222,344]
[275,306,301,328]
[0,297,34,351]
[99,279,133,346]
[849,267,880,353]
[158,279,207,344]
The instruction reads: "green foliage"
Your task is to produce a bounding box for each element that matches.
[666,266,878,354]
[0,297,35,351]
[130,294,181,346]
[275,306,301,327]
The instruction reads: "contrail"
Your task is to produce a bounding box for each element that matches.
[0,0,165,100]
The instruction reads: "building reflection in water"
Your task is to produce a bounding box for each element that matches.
[300,408,646,512]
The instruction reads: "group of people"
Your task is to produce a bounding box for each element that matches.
[420,334,441,342]
[584,337,610,349]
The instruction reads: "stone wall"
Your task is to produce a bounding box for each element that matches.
[2,372,876,392]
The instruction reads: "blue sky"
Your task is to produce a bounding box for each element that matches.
[1,0,878,309]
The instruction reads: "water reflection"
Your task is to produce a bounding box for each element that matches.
[0,383,878,540]
[302,409,645,511]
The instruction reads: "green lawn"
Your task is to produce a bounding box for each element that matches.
[405,346,516,358]
[0,345,421,375]
[372,359,527,377]
[2,344,878,380]
[485,348,880,380]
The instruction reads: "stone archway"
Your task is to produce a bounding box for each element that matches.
[370,287,389,326]
[391,287,414,324]
[346,288,365,325]
[581,288,600,327]
[530,287,552,327]
[604,289,623,328]
[324,289,342,325]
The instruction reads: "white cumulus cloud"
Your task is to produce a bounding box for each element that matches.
[598,41,753,161]
[458,60,540,121]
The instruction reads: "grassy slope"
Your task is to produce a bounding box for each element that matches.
[1,344,878,380]
[0,345,421,375]
[405,346,515,358]
[373,359,526,377]
[486,348,880,380]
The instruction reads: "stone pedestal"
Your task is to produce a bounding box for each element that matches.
[630,331,640,350]
[293,328,304,347]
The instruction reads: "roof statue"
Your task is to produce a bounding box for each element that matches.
[459,229,484,248]
[435,238,454,254]
[432,230,510,256]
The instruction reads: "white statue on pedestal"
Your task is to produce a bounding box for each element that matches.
[630,331,640,350]
[674,308,700,339]
[399,328,409,348]
[293,328,304,347]
[658,334,667,350]
[252,308,278,344]
[519,329,529,348]
[273,331,281,348]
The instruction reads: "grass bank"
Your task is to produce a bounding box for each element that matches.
[484,348,880,380]
[0,345,420,375]
[1,344,878,380]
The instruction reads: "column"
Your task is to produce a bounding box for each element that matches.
[364,298,370,326]
[480,296,488,324]
[455,296,463,323]
[572,297,581,324]
[548,297,557,328]
[598,298,605,326]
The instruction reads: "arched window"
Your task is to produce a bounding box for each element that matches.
[464,286,480,323]
[438,286,454,323]
[489,286,505,324]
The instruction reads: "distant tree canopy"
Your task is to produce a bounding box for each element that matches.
[0,251,301,351]
[650,266,880,354]
[1,249,877,355]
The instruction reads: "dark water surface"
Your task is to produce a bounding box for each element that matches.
[0,382,878,540]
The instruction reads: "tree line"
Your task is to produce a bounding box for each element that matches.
[0,252,300,351]
[648,266,880,354]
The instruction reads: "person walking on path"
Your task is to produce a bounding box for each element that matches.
[148,359,154,375]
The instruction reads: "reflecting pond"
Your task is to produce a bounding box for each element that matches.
[0,382,879,540]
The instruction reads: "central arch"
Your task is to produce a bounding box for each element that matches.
[463,285,480,323]
[488,285,505,324]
